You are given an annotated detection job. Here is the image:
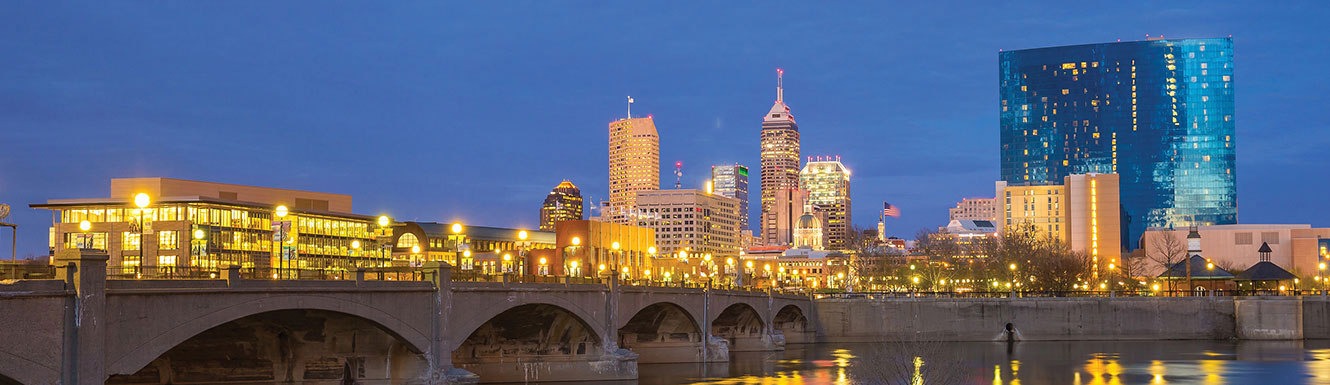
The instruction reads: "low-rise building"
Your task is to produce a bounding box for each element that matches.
[996,173,1122,266]
[1140,224,1330,278]
[553,220,656,279]
[33,178,385,272]
[949,198,997,221]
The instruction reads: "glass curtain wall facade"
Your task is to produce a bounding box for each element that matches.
[711,164,750,232]
[999,38,1236,249]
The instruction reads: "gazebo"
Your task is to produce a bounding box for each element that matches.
[1158,254,1235,291]
[1234,242,1298,291]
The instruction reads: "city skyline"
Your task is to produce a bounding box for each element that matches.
[4,2,1330,258]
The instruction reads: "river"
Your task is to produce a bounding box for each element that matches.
[623,340,1330,385]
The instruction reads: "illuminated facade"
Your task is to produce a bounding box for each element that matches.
[553,220,656,279]
[949,198,997,221]
[1000,38,1237,250]
[760,70,801,245]
[608,116,660,224]
[793,213,824,249]
[710,164,750,232]
[539,180,584,231]
[35,178,386,271]
[996,173,1122,263]
[799,156,851,250]
[633,189,742,261]
[390,222,554,275]
[763,188,807,247]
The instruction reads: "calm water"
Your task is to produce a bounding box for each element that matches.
[627,340,1330,385]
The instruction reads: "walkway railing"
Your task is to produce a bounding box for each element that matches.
[819,289,1330,299]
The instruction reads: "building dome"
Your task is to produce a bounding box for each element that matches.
[797,213,821,229]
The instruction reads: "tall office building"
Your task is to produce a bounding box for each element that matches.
[800,156,852,249]
[711,164,750,232]
[760,69,801,245]
[996,173,1122,268]
[999,38,1236,249]
[633,189,742,261]
[539,180,584,232]
[608,114,660,224]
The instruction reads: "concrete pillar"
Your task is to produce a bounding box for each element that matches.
[55,248,109,385]
[355,268,365,284]
[225,265,241,286]
[423,261,477,383]
[605,273,620,352]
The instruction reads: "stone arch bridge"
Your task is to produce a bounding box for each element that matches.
[0,250,816,384]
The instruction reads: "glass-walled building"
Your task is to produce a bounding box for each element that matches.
[999,38,1237,249]
[33,178,388,272]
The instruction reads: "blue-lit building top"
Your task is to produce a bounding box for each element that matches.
[999,38,1236,249]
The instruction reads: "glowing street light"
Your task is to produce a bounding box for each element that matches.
[451,223,463,234]
[351,240,361,249]
[377,215,390,227]
[275,205,288,218]
[518,230,528,240]
[79,220,91,232]
[134,193,151,209]
[571,236,581,246]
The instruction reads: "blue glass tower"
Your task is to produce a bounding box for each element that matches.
[999,38,1236,250]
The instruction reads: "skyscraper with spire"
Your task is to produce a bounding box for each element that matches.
[607,97,660,224]
[760,69,801,245]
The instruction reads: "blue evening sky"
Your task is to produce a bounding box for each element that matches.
[2,2,1327,258]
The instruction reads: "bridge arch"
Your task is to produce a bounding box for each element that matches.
[446,297,607,352]
[710,303,765,346]
[452,303,624,382]
[108,294,431,378]
[617,302,705,363]
[774,304,815,343]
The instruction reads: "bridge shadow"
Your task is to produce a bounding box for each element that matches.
[105,309,427,384]
[712,303,779,352]
[452,303,636,383]
[774,304,815,344]
[618,302,714,363]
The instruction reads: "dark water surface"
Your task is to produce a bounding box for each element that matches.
[628,340,1330,385]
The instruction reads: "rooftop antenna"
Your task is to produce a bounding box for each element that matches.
[627,96,634,118]
[673,161,683,189]
[776,68,784,103]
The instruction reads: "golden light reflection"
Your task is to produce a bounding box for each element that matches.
[1149,360,1166,384]
[1199,360,1224,385]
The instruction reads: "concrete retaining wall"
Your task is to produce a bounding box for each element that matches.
[816,296,1330,342]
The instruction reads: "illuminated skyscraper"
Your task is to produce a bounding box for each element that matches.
[1000,38,1236,249]
[711,164,749,232]
[607,106,660,224]
[759,69,800,245]
[540,180,583,232]
[799,156,851,249]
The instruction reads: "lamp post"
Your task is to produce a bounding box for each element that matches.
[1008,263,1018,294]
[377,215,391,265]
[611,241,622,281]
[451,222,465,266]
[132,193,151,274]
[517,230,529,277]
[192,228,206,270]
[274,205,288,277]
[78,220,92,249]
[565,236,581,277]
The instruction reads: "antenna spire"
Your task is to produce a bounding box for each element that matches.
[776,68,784,103]
[627,96,634,118]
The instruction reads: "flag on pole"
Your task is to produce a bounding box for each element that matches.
[882,202,901,218]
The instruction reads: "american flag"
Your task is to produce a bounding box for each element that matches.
[882,202,901,218]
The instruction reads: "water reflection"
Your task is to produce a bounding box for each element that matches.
[627,340,1330,385]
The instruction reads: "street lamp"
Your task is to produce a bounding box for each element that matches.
[612,241,622,280]
[565,236,582,277]
[271,205,290,277]
[131,193,151,273]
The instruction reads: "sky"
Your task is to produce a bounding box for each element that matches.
[2,2,1328,259]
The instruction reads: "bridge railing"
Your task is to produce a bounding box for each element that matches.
[107,266,222,280]
[816,289,1330,299]
[1,263,57,280]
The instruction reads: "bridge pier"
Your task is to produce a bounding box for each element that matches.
[425,262,480,384]
[56,248,108,385]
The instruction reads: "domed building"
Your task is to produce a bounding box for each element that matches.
[793,211,824,250]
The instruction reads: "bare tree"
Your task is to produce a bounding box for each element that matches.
[846,226,899,291]
[1144,231,1187,290]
